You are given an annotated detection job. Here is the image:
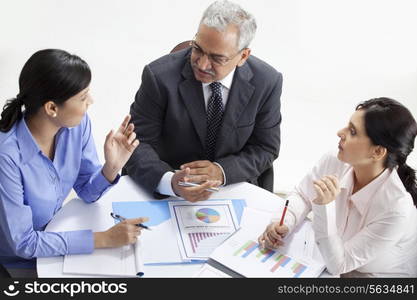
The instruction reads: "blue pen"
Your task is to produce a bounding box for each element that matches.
[110,212,151,230]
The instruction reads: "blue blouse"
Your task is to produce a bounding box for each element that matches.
[0,114,117,267]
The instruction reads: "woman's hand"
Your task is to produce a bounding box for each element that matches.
[313,175,340,205]
[94,217,149,248]
[102,115,139,183]
[258,222,289,249]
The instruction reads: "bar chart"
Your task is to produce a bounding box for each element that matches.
[188,232,230,256]
[233,240,309,277]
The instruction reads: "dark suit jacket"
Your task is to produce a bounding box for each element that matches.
[125,48,282,193]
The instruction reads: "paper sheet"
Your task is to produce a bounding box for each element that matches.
[169,200,240,260]
[208,207,325,277]
[63,240,144,277]
[112,199,246,264]
[193,264,231,278]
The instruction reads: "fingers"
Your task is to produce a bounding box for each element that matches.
[267,225,282,240]
[313,183,325,199]
[174,167,221,202]
[264,231,281,249]
[174,167,191,181]
[179,180,218,202]
[125,217,149,225]
[127,131,136,144]
[259,222,289,250]
[118,114,131,133]
[104,129,114,147]
[124,131,139,151]
[275,224,289,236]
[181,160,210,169]
[313,175,340,205]
[188,167,210,176]
[184,175,209,183]
[314,176,339,196]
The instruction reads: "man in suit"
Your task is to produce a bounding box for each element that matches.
[125,0,282,202]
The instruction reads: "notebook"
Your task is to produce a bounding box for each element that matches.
[63,240,144,277]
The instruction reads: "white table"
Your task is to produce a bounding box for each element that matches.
[37,176,286,277]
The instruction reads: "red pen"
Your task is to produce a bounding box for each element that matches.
[279,200,289,226]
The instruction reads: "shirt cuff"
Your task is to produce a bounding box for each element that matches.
[312,201,338,239]
[63,230,94,254]
[283,210,297,234]
[92,171,120,198]
[156,171,176,197]
[213,162,226,186]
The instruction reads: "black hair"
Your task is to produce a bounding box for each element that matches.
[356,97,417,207]
[0,49,91,132]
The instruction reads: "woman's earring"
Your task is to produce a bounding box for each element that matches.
[52,113,57,118]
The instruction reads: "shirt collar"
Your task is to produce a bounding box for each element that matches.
[339,167,354,190]
[349,168,391,215]
[202,68,236,90]
[16,117,41,164]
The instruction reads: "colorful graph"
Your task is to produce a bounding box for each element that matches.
[270,254,291,272]
[188,232,228,253]
[234,240,259,257]
[196,208,221,223]
[291,262,308,278]
[233,240,309,278]
[256,248,275,262]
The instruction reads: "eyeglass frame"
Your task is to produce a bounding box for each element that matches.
[189,39,246,67]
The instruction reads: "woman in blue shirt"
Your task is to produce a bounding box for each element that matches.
[0,49,146,274]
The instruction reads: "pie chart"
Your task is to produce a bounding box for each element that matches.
[196,208,220,223]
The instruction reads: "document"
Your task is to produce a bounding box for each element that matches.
[208,207,326,278]
[112,199,246,264]
[63,239,144,277]
[193,264,232,278]
[169,200,240,260]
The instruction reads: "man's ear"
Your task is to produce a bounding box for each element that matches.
[372,145,387,162]
[237,48,251,67]
[43,101,58,118]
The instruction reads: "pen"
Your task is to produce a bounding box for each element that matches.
[178,181,219,192]
[110,212,151,230]
[279,200,289,226]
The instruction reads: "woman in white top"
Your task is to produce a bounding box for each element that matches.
[259,98,417,277]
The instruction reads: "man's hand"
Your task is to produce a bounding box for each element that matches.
[171,168,221,202]
[180,160,224,184]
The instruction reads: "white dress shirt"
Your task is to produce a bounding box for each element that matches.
[156,69,236,196]
[284,152,417,277]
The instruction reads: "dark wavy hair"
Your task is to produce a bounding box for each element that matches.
[356,97,417,207]
[0,49,91,132]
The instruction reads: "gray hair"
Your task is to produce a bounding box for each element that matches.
[200,0,257,50]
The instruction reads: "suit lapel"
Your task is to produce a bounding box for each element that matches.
[179,61,207,147]
[217,63,254,155]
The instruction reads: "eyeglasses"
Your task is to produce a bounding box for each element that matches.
[190,40,243,66]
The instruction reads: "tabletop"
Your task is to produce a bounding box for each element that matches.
[37,176,285,277]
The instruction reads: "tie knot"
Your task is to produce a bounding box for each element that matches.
[210,82,222,94]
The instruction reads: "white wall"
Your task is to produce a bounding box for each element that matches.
[1,0,416,193]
